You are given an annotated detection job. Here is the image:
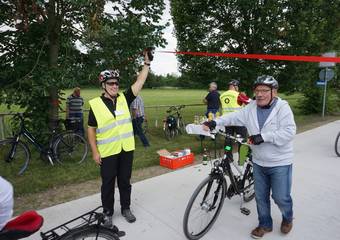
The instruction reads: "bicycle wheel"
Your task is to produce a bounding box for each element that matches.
[243,163,255,202]
[335,132,340,157]
[178,118,186,134]
[60,225,119,240]
[0,139,30,176]
[164,125,171,140]
[183,174,226,240]
[53,132,88,164]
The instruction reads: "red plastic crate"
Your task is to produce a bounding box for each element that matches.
[160,153,195,169]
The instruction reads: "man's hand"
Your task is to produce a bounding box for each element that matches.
[248,134,264,145]
[92,151,102,165]
[144,47,154,62]
[202,120,216,131]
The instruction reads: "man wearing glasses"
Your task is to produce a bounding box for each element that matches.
[87,51,152,226]
[203,75,296,239]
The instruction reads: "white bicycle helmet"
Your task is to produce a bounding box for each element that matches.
[254,75,278,89]
[98,69,120,83]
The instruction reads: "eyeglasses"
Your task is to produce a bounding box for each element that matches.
[254,89,271,94]
[106,81,119,86]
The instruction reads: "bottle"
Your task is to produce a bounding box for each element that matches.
[202,148,208,165]
[194,115,199,124]
[208,112,213,121]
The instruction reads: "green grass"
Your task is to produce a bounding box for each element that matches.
[0,89,339,197]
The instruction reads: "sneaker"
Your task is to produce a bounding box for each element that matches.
[122,209,136,223]
[251,226,272,239]
[281,220,293,234]
[102,214,113,228]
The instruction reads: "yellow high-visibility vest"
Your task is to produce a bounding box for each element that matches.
[89,95,135,157]
[220,90,242,115]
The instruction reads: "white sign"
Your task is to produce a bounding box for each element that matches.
[319,52,337,68]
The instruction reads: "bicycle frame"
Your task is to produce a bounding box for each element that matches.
[8,115,56,165]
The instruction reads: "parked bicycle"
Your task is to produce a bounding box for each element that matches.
[183,129,255,240]
[335,131,340,157]
[0,206,125,240]
[163,105,186,140]
[0,113,88,176]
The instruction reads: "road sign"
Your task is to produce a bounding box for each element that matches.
[319,52,337,68]
[316,80,326,86]
[319,68,335,82]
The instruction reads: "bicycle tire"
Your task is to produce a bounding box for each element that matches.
[335,132,340,157]
[0,139,30,176]
[164,125,171,140]
[243,163,255,202]
[60,225,119,240]
[178,118,186,135]
[53,132,88,164]
[183,174,226,240]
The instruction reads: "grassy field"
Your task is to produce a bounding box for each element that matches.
[0,88,339,197]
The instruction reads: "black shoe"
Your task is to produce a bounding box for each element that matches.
[112,225,126,237]
[122,209,136,223]
[102,214,113,228]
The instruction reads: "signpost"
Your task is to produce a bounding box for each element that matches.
[317,67,335,117]
[318,52,337,118]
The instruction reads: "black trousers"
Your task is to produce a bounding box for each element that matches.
[100,150,134,216]
[225,126,247,159]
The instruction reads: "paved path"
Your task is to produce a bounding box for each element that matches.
[28,121,340,240]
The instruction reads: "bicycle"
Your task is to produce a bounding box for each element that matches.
[0,113,88,176]
[335,131,340,157]
[183,129,255,240]
[163,105,186,140]
[0,206,125,240]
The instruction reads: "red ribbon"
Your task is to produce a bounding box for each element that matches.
[159,50,340,63]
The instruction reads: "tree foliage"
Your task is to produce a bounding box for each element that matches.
[0,0,167,139]
[171,0,340,113]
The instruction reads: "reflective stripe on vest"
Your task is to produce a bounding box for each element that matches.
[220,90,242,115]
[96,118,132,134]
[97,131,134,145]
[89,95,135,157]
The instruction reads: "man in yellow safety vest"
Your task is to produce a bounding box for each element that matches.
[87,49,152,226]
[220,80,250,158]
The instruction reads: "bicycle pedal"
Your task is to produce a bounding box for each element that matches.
[240,207,250,215]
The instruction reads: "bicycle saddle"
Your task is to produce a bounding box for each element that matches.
[0,210,44,240]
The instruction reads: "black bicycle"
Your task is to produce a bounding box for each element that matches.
[183,130,255,240]
[0,206,125,240]
[163,105,186,140]
[335,132,340,157]
[0,113,88,176]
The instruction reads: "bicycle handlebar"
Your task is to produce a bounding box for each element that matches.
[212,129,250,146]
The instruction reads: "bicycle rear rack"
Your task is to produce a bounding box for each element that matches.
[40,206,103,240]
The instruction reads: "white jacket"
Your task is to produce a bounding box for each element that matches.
[0,176,13,230]
[215,97,296,167]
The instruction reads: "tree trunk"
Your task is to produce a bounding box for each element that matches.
[47,0,60,130]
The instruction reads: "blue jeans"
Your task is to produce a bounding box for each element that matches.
[253,163,293,229]
[132,116,150,147]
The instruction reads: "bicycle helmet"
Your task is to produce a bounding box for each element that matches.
[254,75,278,89]
[98,69,120,83]
[228,79,240,86]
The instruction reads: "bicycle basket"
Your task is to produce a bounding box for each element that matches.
[166,116,177,129]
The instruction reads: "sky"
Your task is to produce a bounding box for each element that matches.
[152,0,180,76]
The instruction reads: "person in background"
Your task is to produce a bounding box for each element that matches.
[66,87,84,136]
[203,82,220,118]
[87,50,152,226]
[0,176,13,231]
[130,95,150,147]
[220,79,250,158]
[204,75,295,239]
